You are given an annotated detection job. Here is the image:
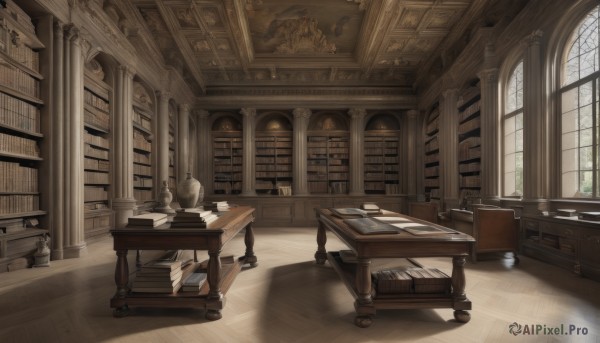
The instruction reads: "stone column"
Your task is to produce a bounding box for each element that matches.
[62,25,86,256]
[177,104,190,182]
[240,108,256,196]
[439,89,460,209]
[348,108,366,195]
[406,110,419,200]
[156,91,170,194]
[293,108,311,195]
[50,21,65,260]
[112,65,136,228]
[478,68,500,201]
[523,31,547,201]
[196,110,211,194]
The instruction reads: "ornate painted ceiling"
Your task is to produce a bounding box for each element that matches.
[124,0,528,95]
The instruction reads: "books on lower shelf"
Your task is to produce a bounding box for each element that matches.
[181,266,208,292]
[127,213,168,227]
[132,259,196,294]
[372,267,451,294]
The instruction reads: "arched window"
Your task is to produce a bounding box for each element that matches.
[503,61,524,196]
[560,5,600,198]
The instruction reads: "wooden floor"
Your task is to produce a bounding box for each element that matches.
[1,226,599,343]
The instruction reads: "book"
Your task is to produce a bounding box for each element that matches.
[134,269,182,281]
[130,282,182,293]
[181,271,207,292]
[128,213,168,227]
[175,209,213,218]
[360,202,382,215]
[331,208,368,218]
[556,209,577,217]
[400,225,452,236]
[141,259,182,271]
[343,217,400,235]
[170,221,208,228]
[132,275,182,289]
[172,213,218,223]
[579,211,600,221]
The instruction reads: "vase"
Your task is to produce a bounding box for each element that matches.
[178,172,201,209]
[33,235,50,267]
[155,180,175,213]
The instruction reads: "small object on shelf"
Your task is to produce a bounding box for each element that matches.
[406,268,451,294]
[178,172,202,208]
[33,234,50,267]
[556,209,577,217]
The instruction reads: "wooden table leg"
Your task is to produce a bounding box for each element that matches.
[314,222,328,265]
[206,248,223,321]
[113,249,130,317]
[452,256,471,323]
[354,257,375,328]
[243,223,258,267]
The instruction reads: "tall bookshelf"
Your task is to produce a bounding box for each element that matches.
[307,135,349,194]
[364,114,400,195]
[255,113,293,195]
[212,115,242,195]
[457,85,481,200]
[132,84,154,209]
[168,104,176,198]
[424,104,440,200]
[0,1,48,271]
[83,60,112,240]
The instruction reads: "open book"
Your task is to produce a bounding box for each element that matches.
[343,217,400,235]
[331,208,368,218]
[391,222,454,236]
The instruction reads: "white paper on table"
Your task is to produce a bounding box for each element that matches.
[390,222,427,229]
[374,217,411,223]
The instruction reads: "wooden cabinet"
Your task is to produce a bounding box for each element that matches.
[423,104,440,200]
[213,136,242,195]
[457,86,481,200]
[521,215,600,281]
[0,1,47,271]
[307,135,349,194]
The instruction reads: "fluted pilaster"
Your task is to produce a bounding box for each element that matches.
[440,89,459,209]
[348,108,366,195]
[196,110,211,194]
[156,91,170,194]
[293,108,311,195]
[478,68,500,200]
[406,109,419,198]
[240,108,257,196]
[177,103,190,182]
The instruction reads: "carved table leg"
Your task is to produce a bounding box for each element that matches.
[314,222,328,265]
[113,249,130,317]
[452,256,471,323]
[354,257,375,328]
[243,223,258,267]
[206,249,223,321]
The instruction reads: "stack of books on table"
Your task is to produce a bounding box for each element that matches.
[180,265,208,292]
[126,213,168,229]
[203,201,229,212]
[131,259,184,293]
[171,208,218,228]
[578,212,600,221]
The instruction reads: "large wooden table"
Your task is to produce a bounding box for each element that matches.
[110,206,257,320]
[315,208,475,327]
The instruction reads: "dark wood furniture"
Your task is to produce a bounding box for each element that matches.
[315,208,475,328]
[408,201,439,224]
[110,206,258,320]
[451,207,519,262]
[521,214,600,282]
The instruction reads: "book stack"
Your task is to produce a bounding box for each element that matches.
[406,268,451,294]
[556,209,577,217]
[171,208,218,228]
[131,259,184,293]
[180,265,208,292]
[127,213,168,228]
[203,201,229,212]
[579,212,600,221]
[373,269,413,294]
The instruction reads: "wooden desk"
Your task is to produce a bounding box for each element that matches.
[314,208,475,327]
[110,206,257,320]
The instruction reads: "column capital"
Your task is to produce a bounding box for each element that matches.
[64,24,79,41]
[406,109,419,119]
[194,109,210,118]
[348,108,367,119]
[179,103,190,113]
[293,108,311,119]
[441,88,459,100]
[477,68,498,84]
[240,107,256,117]
[155,90,171,101]
[54,20,64,35]
[117,64,135,79]
[522,30,543,47]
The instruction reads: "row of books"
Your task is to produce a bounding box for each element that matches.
[364,182,385,191]
[424,153,439,164]
[84,89,109,113]
[255,141,292,148]
[424,166,439,177]
[373,267,451,294]
[84,144,109,160]
[364,140,399,148]
[0,132,39,157]
[171,209,218,228]
[133,109,152,131]
[84,130,109,149]
[460,175,481,188]
[84,158,109,172]
[458,116,480,135]
[84,171,109,184]
[255,148,293,156]
[133,163,151,176]
[133,189,154,203]
[133,176,153,188]
[365,156,398,164]
[459,99,481,122]
[459,161,480,174]
[385,183,400,194]
[134,151,151,165]
[424,178,439,187]
[213,182,242,194]
[256,164,292,172]
[364,148,398,156]
[214,150,243,158]
[0,161,38,192]
[214,165,242,173]
[425,136,439,153]
[5,41,39,72]
[256,172,292,178]
[84,186,108,202]
[307,181,328,193]
[0,194,39,214]
[0,91,40,132]
[84,108,110,131]
[426,116,439,135]
[0,63,39,98]
[133,130,151,151]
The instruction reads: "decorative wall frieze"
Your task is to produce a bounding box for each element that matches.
[293,108,312,119]
[205,86,413,97]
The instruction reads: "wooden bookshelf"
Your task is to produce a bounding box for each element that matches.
[0,1,48,271]
[213,136,242,195]
[364,134,400,195]
[307,135,349,194]
[424,103,440,200]
[83,63,112,240]
[255,135,293,195]
[168,105,176,198]
[457,86,481,199]
[132,97,154,207]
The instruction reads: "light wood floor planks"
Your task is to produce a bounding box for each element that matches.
[0,226,599,343]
